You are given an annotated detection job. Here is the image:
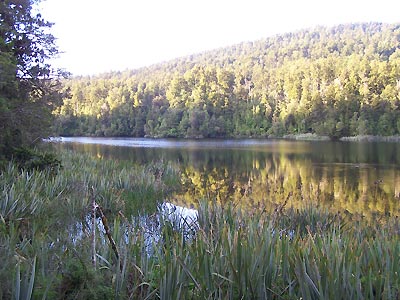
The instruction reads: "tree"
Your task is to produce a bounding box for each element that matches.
[0,0,68,158]
[51,23,400,139]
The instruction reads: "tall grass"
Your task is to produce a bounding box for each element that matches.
[1,149,399,299]
[150,202,400,299]
[0,149,178,299]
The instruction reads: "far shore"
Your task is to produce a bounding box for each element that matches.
[46,134,400,143]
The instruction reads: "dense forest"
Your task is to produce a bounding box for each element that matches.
[54,23,400,139]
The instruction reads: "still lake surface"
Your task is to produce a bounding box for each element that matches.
[56,137,400,218]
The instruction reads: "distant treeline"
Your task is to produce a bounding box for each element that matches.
[54,23,400,139]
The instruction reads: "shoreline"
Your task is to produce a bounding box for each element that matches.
[46,134,400,143]
[281,133,330,141]
[339,135,400,142]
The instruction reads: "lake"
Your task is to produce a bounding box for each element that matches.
[55,137,400,218]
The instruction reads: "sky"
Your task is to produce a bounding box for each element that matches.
[39,0,400,76]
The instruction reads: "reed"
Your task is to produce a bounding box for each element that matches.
[1,148,399,299]
[0,149,178,299]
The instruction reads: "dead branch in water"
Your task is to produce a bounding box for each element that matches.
[89,186,121,270]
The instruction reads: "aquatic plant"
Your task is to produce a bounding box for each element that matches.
[1,149,399,299]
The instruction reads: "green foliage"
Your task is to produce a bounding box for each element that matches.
[0,0,69,159]
[12,147,62,173]
[54,23,400,139]
[57,258,114,300]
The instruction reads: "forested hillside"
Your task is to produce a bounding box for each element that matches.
[54,23,400,139]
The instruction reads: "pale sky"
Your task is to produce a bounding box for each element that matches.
[39,0,400,76]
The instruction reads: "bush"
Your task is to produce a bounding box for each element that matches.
[12,147,62,174]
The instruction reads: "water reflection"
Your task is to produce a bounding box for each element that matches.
[68,202,198,256]
[55,138,400,218]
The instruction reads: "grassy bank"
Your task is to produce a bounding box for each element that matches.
[1,150,399,299]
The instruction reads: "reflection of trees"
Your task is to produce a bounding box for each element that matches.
[56,142,400,219]
[175,151,400,219]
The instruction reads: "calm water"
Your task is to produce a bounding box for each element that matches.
[56,137,400,218]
